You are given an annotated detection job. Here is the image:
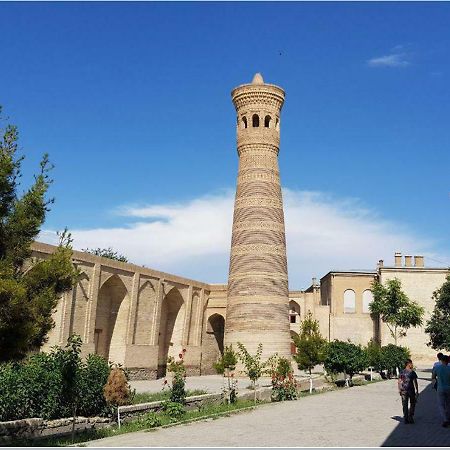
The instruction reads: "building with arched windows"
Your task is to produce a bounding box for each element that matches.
[33,74,448,376]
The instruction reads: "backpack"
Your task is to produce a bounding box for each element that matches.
[399,370,411,393]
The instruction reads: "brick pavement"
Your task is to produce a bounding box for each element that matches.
[88,371,450,447]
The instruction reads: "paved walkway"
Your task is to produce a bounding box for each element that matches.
[90,371,450,447]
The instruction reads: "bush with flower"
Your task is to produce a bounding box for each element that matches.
[268,355,298,402]
[165,349,187,405]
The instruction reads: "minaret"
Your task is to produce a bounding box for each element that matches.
[224,73,291,360]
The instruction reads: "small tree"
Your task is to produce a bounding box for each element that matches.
[324,340,367,386]
[237,342,267,404]
[425,274,450,351]
[214,345,238,404]
[293,312,327,393]
[166,349,187,405]
[83,247,128,263]
[370,278,424,346]
[0,106,78,361]
[53,335,82,441]
[379,344,410,378]
[104,366,132,427]
[214,344,238,374]
[365,339,382,379]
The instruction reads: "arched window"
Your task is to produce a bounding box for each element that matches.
[343,289,356,314]
[264,115,271,128]
[363,290,374,314]
[275,118,279,130]
[252,114,259,128]
[242,116,247,129]
[289,300,300,324]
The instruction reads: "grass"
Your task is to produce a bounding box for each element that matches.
[131,389,207,404]
[15,399,262,447]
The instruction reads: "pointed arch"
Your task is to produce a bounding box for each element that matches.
[70,272,90,339]
[94,274,130,364]
[264,115,271,128]
[201,313,225,374]
[133,280,156,345]
[158,287,185,377]
[252,114,259,127]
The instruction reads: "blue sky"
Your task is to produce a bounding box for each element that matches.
[1,2,449,287]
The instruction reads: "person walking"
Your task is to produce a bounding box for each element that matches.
[432,354,450,427]
[398,359,419,424]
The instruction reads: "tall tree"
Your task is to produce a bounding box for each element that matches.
[425,274,450,351]
[370,278,424,346]
[293,312,327,393]
[0,105,78,361]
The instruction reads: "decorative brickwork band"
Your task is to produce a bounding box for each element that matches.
[224,73,291,360]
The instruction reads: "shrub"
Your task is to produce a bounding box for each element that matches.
[268,356,298,402]
[365,339,382,370]
[138,412,162,428]
[324,340,367,382]
[214,345,238,375]
[167,349,187,405]
[104,367,132,407]
[379,344,410,377]
[77,354,111,417]
[162,401,185,421]
[0,336,112,422]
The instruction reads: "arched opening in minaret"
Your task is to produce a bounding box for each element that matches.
[157,287,185,377]
[242,116,247,129]
[276,118,280,130]
[252,114,259,128]
[264,115,271,128]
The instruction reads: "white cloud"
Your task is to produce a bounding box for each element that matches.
[40,189,445,289]
[367,52,411,68]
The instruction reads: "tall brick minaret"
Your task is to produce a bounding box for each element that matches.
[224,73,291,360]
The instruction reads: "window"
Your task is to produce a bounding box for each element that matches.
[275,118,279,130]
[343,289,356,313]
[252,114,259,127]
[242,116,247,129]
[363,290,374,313]
[289,300,300,323]
[264,115,271,128]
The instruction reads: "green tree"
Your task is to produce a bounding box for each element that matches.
[237,342,267,404]
[425,274,450,351]
[293,312,327,393]
[324,340,367,385]
[83,247,128,263]
[0,106,78,361]
[370,278,424,346]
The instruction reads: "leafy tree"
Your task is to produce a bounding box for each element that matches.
[83,247,128,263]
[0,105,78,361]
[293,312,327,392]
[293,312,326,374]
[370,278,424,346]
[53,334,82,441]
[214,344,238,374]
[324,340,367,384]
[378,344,410,378]
[365,339,382,369]
[237,342,267,404]
[425,274,450,351]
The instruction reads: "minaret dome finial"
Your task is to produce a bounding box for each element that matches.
[251,73,264,85]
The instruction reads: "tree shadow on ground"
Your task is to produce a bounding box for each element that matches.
[382,379,450,446]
